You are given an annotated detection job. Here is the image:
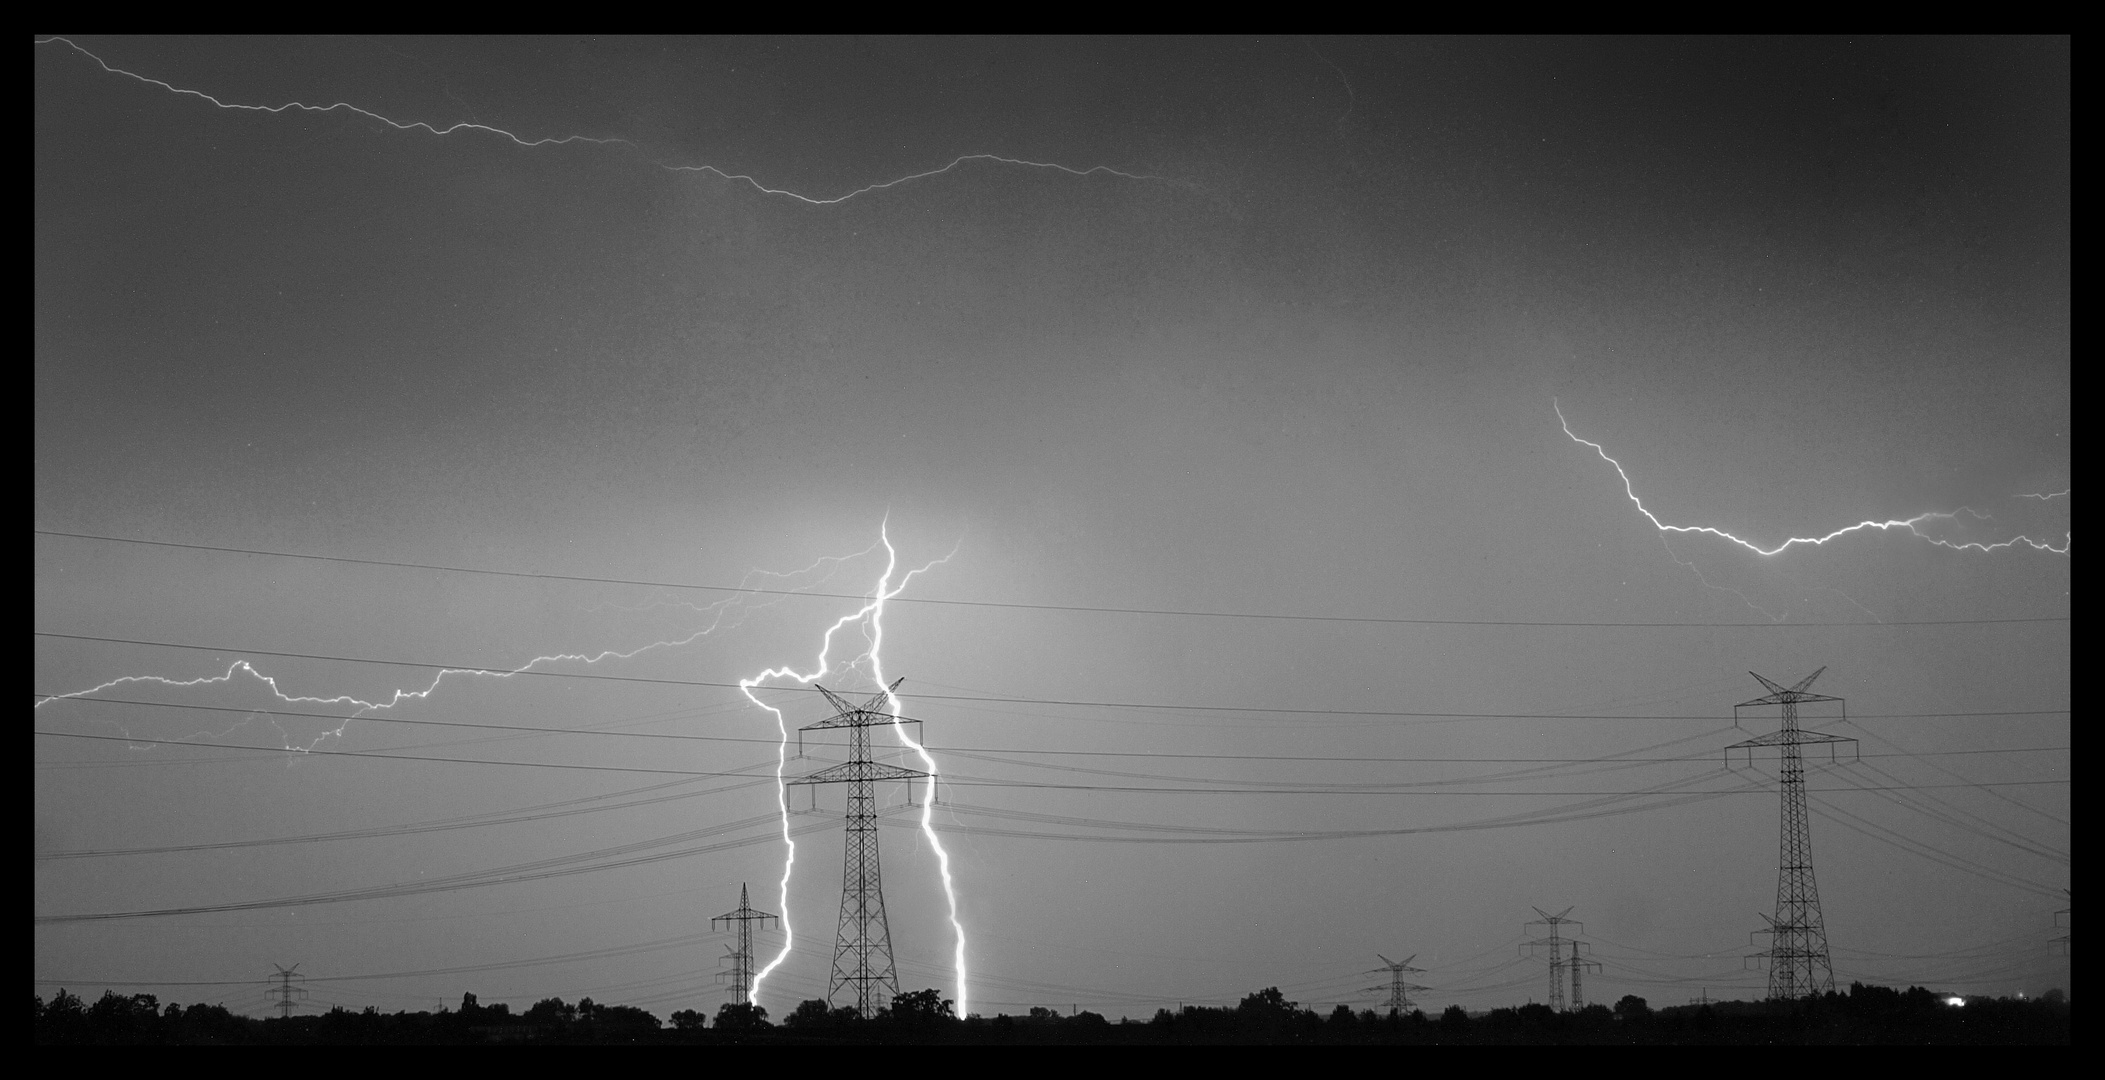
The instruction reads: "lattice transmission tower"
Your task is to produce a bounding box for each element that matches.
[268,964,307,1019]
[713,883,780,1005]
[1568,943,1601,1010]
[787,678,931,1017]
[1364,953,1430,1016]
[2053,889,2070,957]
[1727,667,1856,1000]
[1524,907,1584,1011]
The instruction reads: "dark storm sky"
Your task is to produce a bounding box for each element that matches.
[36,36,2068,1018]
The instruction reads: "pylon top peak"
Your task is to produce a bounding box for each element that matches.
[1740,667,1841,707]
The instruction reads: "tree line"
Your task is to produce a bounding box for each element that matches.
[35,982,2069,1044]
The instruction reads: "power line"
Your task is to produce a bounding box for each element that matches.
[38,693,2073,761]
[33,729,765,777]
[33,529,2070,627]
[32,807,888,924]
[33,633,2071,721]
[32,730,2067,795]
[36,769,778,860]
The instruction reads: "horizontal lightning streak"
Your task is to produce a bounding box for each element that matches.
[32,547,864,757]
[1555,400,2071,557]
[36,37,1175,206]
[36,36,629,149]
[657,155,1171,206]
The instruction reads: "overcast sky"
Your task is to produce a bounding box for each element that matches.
[36,35,2068,1019]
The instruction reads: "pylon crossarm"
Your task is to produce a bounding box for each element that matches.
[801,710,918,731]
[787,761,929,786]
[1726,729,1794,749]
[1738,690,1843,708]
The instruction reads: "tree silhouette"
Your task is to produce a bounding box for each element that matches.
[714,1001,770,1032]
[887,988,955,1024]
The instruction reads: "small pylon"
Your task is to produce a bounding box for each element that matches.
[1568,941,1601,1009]
[712,883,780,1005]
[1363,954,1430,1016]
[268,964,307,1019]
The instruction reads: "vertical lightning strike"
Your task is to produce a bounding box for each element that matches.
[743,522,966,1015]
[1555,400,2072,558]
[36,36,1176,206]
[862,531,969,1018]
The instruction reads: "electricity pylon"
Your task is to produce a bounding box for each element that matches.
[787,678,930,1017]
[1568,942,1601,1010]
[268,964,307,1019]
[1524,907,1583,1011]
[1364,953,1430,1016]
[1727,668,1855,1000]
[713,883,780,1005]
[2053,889,2070,957]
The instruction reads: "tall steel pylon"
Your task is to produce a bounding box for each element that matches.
[1727,667,1856,1000]
[268,964,306,1019]
[1364,953,1430,1016]
[787,678,930,1017]
[713,883,779,1005]
[1524,907,1583,1011]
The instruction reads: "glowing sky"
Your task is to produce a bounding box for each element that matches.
[36,36,2067,1019]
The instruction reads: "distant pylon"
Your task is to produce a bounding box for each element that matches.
[268,964,307,1019]
[1727,668,1856,1000]
[1363,954,1430,1016]
[2053,889,2070,957]
[1569,941,1601,1010]
[787,678,931,1018]
[712,883,780,1005]
[1524,907,1584,1011]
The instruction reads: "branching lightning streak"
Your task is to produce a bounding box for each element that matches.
[742,522,966,1015]
[1555,400,2072,558]
[36,37,1174,206]
[34,549,869,755]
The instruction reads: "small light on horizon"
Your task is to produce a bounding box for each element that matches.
[1945,996,1967,1007]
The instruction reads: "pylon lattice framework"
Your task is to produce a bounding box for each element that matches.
[268,964,307,1019]
[787,678,931,1017]
[712,883,780,1005]
[1727,667,1856,1000]
[1364,953,1430,1015]
[1524,907,1591,1010]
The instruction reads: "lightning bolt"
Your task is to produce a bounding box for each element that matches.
[743,521,967,1016]
[1555,400,2072,558]
[36,36,1176,206]
[36,36,631,150]
[33,547,871,754]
